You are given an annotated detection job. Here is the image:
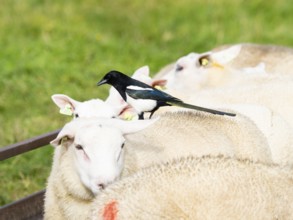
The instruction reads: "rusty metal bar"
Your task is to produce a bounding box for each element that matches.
[0,129,61,218]
[0,190,45,220]
[0,129,60,161]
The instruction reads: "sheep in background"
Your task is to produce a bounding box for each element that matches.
[51,94,116,119]
[92,155,293,220]
[154,43,293,79]
[158,45,271,94]
[186,75,293,128]
[154,43,293,94]
[182,78,293,165]
[44,117,157,220]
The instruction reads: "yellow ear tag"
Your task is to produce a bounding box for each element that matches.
[122,112,136,121]
[154,85,166,91]
[60,104,73,116]
[212,62,224,69]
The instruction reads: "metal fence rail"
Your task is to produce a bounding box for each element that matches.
[0,129,60,220]
[0,129,60,161]
[0,190,46,220]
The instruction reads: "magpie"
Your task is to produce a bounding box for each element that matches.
[97,70,236,119]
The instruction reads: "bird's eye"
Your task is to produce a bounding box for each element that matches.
[75,144,83,150]
[74,113,79,118]
[198,55,211,67]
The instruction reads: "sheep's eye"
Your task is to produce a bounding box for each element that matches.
[121,143,125,149]
[75,145,83,150]
[175,64,184,72]
[74,113,79,118]
[198,56,210,67]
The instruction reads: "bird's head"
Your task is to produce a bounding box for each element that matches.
[97,70,125,86]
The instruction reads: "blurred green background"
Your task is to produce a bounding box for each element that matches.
[1,0,292,205]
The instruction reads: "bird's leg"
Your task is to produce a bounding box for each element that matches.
[149,111,155,119]
[149,102,167,119]
[138,112,144,120]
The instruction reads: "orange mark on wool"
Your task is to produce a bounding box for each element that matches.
[103,200,118,220]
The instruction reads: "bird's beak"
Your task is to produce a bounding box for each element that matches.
[97,79,107,86]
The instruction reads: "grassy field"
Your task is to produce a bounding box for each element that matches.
[1,0,293,205]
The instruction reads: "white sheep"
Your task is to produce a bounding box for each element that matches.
[155,43,293,80]
[160,45,274,94]
[122,111,272,176]
[45,43,293,218]
[45,110,273,219]
[51,94,116,119]
[44,117,157,220]
[91,155,293,220]
[154,43,293,95]
[153,57,293,167]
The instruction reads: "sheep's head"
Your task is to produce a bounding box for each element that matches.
[163,45,242,92]
[50,117,158,194]
[52,94,116,119]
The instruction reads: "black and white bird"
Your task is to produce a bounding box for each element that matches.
[97,70,236,119]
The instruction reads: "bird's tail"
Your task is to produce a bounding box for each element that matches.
[169,101,236,117]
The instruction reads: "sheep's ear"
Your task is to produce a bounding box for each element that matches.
[51,94,81,116]
[106,117,159,134]
[132,66,153,85]
[50,135,74,148]
[132,65,150,78]
[210,45,242,65]
[50,122,76,147]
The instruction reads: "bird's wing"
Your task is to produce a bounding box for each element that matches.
[126,86,181,102]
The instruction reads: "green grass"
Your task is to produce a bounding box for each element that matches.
[1,0,293,205]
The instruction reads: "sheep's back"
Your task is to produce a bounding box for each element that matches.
[123,111,271,176]
[91,156,293,220]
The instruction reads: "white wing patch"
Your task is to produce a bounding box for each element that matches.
[127,85,153,91]
[126,95,157,113]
